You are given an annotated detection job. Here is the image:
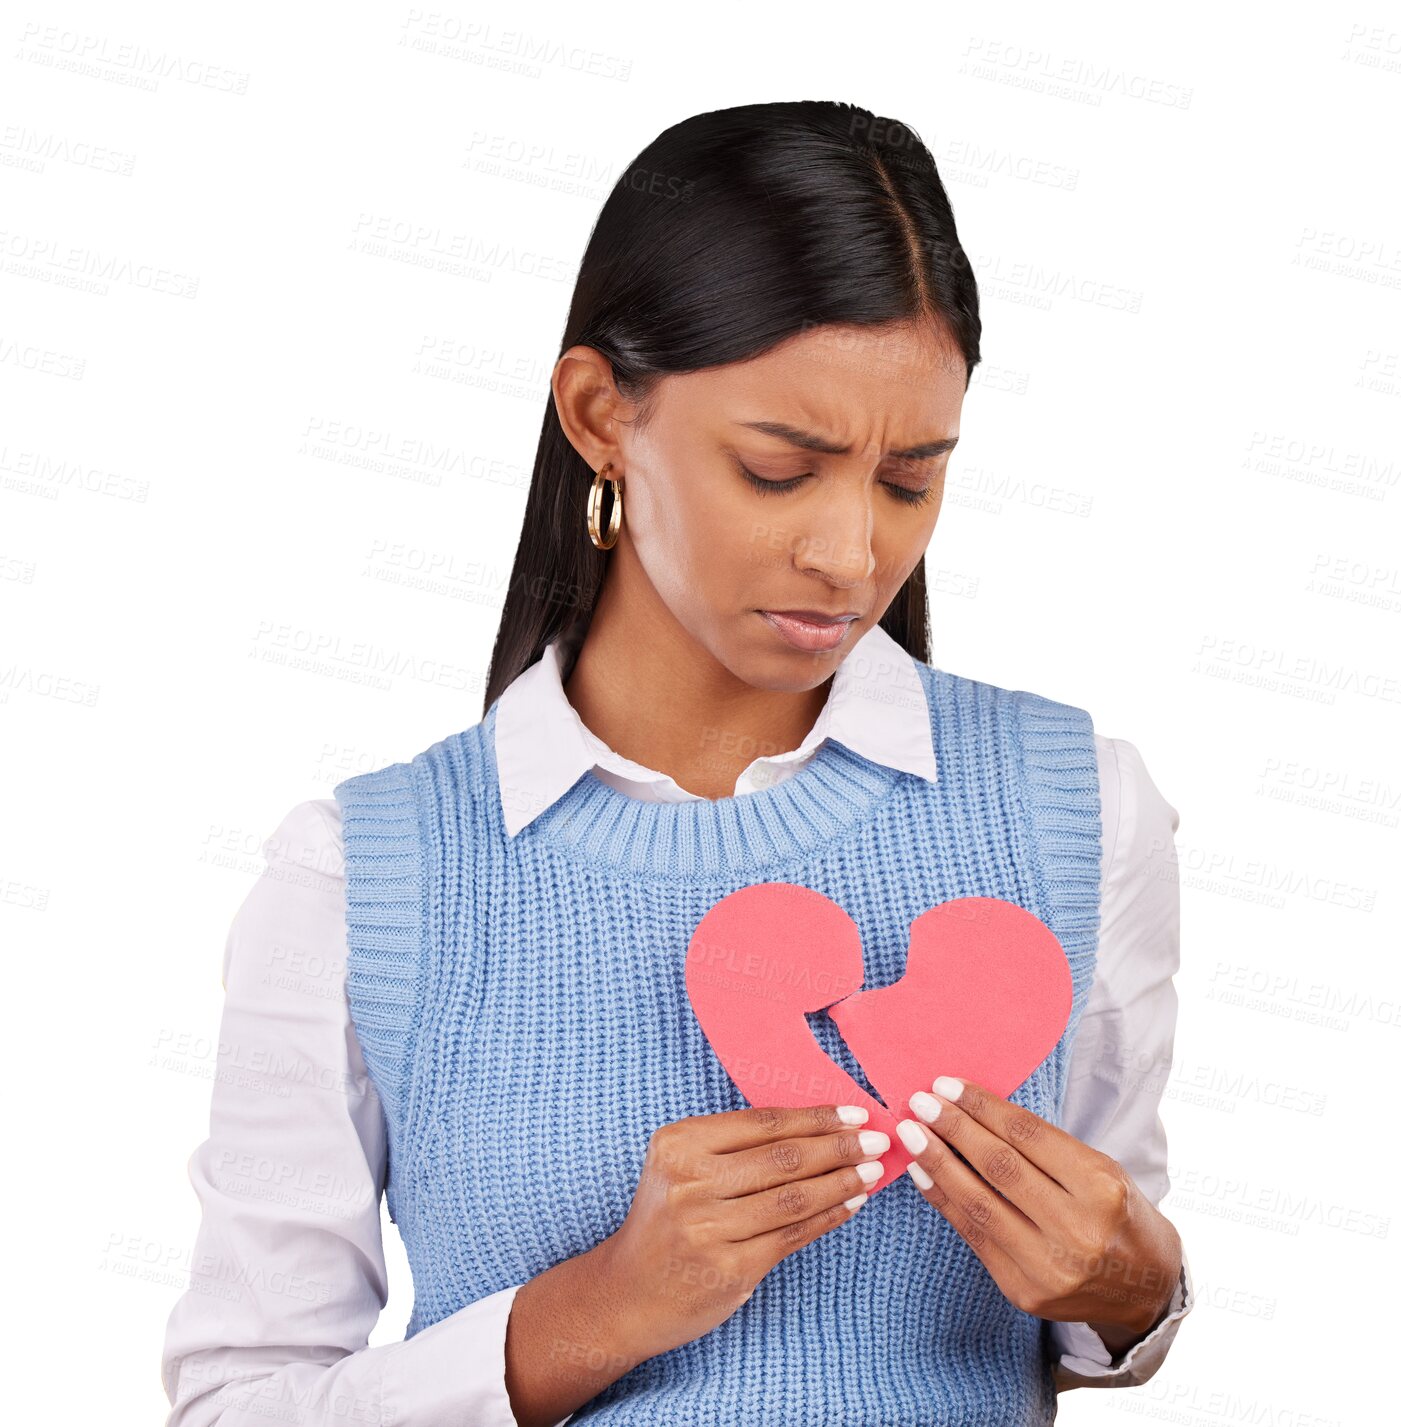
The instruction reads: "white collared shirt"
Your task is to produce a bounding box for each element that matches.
[162,622,1194,1426]
[492,618,942,834]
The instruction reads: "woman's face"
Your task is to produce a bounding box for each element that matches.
[565,318,966,692]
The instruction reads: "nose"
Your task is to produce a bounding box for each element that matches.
[791,488,877,587]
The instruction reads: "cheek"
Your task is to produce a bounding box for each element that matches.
[628,465,752,598]
[873,519,935,598]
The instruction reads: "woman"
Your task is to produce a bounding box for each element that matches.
[162,100,1192,1426]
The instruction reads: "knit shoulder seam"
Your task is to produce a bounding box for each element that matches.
[332,758,430,1219]
[1006,685,1103,985]
[388,726,493,1197]
[997,686,1100,1128]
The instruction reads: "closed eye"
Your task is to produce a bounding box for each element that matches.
[737,463,808,496]
[735,460,936,507]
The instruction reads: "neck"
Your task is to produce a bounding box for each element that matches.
[562,546,832,801]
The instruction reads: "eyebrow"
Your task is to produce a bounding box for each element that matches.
[735,420,958,461]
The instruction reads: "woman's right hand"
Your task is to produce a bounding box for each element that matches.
[597,1103,889,1362]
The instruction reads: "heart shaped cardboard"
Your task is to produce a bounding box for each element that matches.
[684,884,1072,1194]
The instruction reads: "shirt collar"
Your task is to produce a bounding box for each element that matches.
[491,619,937,836]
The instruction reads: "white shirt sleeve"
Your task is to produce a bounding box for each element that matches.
[1048,736,1196,1390]
[160,797,573,1427]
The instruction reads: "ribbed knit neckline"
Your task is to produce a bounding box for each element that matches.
[479,697,909,880]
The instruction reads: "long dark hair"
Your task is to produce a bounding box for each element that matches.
[482,99,981,716]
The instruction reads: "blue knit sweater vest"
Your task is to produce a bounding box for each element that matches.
[334,659,1101,1426]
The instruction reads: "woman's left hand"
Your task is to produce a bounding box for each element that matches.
[896,1076,1183,1355]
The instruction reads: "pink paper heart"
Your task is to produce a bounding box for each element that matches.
[684,884,1073,1194]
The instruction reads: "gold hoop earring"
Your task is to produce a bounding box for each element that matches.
[587,462,624,550]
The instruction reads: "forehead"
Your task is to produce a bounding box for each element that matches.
[674,320,965,439]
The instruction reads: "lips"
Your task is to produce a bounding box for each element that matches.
[758,609,859,653]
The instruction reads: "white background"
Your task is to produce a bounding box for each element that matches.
[3,3,1397,1422]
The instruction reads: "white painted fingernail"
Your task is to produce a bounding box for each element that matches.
[844,1192,869,1211]
[907,1161,934,1190]
[896,1118,928,1154]
[909,1090,941,1123]
[858,1130,890,1156]
[855,1160,883,1184]
[836,1105,870,1125]
[933,1076,964,1101]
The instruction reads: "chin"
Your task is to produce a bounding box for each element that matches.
[734,641,847,693]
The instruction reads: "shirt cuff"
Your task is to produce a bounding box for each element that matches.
[380,1283,575,1427]
[1050,1249,1195,1389]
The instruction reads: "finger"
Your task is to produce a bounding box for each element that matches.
[724,1158,883,1241]
[896,1116,1040,1286]
[907,1078,1068,1226]
[919,1076,1091,1191]
[716,1121,892,1198]
[743,1183,868,1269]
[686,1102,871,1154]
